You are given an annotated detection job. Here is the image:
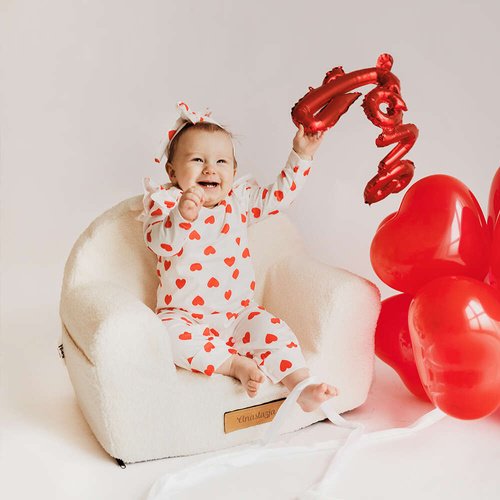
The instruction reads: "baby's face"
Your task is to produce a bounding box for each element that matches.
[167,128,236,208]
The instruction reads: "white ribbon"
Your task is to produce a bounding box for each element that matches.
[147,376,446,499]
[154,101,224,164]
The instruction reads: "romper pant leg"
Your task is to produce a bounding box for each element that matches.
[230,305,309,384]
[158,310,236,377]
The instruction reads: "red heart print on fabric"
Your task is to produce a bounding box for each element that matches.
[233,269,240,279]
[266,334,278,344]
[192,313,203,320]
[204,246,216,255]
[236,237,241,245]
[224,257,235,267]
[179,222,191,230]
[241,299,250,307]
[210,328,219,337]
[226,312,237,320]
[205,215,215,224]
[190,263,202,271]
[226,204,232,213]
[225,290,232,300]
[291,182,297,191]
[293,166,299,173]
[189,230,201,240]
[165,201,175,208]
[242,248,250,258]
[187,357,193,364]
[245,352,254,359]
[287,342,297,348]
[164,295,172,305]
[269,210,279,215]
[228,348,238,354]
[147,231,152,242]
[164,261,171,271]
[161,244,173,252]
[250,281,256,290]
[205,365,215,376]
[271,318,281,324]
[262,189,268,199]
[203,328,211,336]
[281,170,286,179]
[176,248,184,257]
[304,168,311,176]
[193,295,205,306]
[151,208,163,217]
[248,312,260,320]
[252,208,261,218]
[181,317,192,325]
[242,332,251,343]
[274,190,284,202]
[241,214,247,223]
[165,217,172,228]
[179,332,192,340]
[280,360,292,371]
[208,277,219,288]
[261,351,271,361]
[226,337,235,347]
[221,224,230,234]
[176,279,186,289]
[204,342,215,352]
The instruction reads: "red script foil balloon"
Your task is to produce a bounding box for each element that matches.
[375,294,429,401]
[408,276,500,419]
[291,54,419,205]
[371,175,491,295]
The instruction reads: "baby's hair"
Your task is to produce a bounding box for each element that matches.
[166,121,238,170]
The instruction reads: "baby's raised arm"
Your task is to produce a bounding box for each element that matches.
[244,124,325,225]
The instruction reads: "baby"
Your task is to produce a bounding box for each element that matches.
[140,102,338,413]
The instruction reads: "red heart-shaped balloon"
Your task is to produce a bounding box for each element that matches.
[490,213,500,288]
[408,276,500,419]
[374,294,429,401]
[487,167,500,236]
[371,175,490,295]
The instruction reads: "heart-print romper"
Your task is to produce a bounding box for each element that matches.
[139,150,312,383]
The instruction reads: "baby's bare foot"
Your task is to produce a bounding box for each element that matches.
[297,383,339,412]
[231,355,266,398]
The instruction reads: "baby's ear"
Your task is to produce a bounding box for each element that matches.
[165,162,175,180]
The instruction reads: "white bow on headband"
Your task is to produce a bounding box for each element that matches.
[154,102,224,164]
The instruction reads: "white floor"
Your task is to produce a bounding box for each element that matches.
[1,301,499,500]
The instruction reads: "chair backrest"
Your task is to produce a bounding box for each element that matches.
[61,195,306,311]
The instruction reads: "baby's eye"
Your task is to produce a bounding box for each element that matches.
[192,158,203,162]
[217,159,227,164]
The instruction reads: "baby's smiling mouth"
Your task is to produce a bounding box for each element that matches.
[198,181,220,189]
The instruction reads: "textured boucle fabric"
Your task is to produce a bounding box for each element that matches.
[59,195,381,463]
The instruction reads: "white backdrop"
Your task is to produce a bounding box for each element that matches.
[2,0,499,312]
[2,2,500,499]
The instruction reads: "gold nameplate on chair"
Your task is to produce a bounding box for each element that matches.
[224,398,286,433]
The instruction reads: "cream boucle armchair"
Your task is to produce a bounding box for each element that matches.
[58,193,381,466]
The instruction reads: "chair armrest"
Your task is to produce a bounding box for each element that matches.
[59,281,176,377]
[261,252,381,359]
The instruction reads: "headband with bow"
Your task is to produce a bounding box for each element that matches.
[154,102,226,164]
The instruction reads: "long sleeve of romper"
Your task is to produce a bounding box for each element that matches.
[245,149,313,225]
[139,177,203,258]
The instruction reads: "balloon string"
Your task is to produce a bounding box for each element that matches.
[147,376,446,500]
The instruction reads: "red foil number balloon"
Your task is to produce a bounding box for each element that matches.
[291,54,419,205]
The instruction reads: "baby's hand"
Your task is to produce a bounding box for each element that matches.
[293,124,325,160]
[178,185,206,221]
